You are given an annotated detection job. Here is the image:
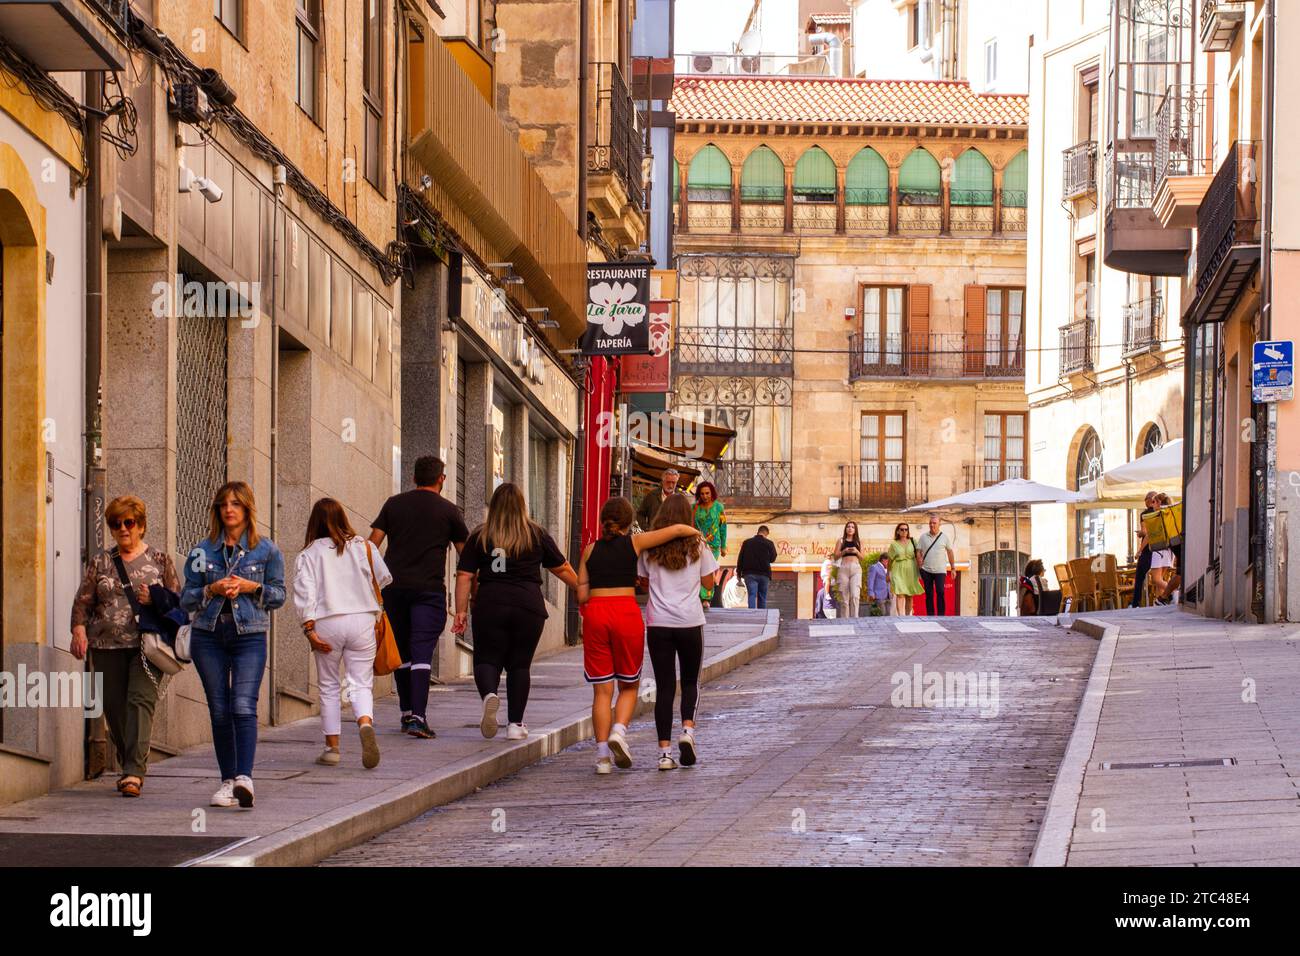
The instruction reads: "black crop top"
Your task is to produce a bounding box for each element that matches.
[587,534,639,589]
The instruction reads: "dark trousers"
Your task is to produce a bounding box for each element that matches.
[383,588,446,722]
[190,616,267,780]
[920,569,947,616]
[92,647,159,777]
[745,574,770,609]
[1130,547,1152,607]
[470,601,546,724]
[647,625,704,742]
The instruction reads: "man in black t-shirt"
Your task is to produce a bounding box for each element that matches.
[736,526,778,609]
[369,456,469,738]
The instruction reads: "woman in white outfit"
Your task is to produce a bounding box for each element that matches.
[833,521,864,618]
[293,497,392,770]
[1147,493,1175,590]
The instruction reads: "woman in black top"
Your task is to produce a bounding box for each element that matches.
[452,483,577,741]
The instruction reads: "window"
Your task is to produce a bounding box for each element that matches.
[676,253,794,367]
[951,150,994,206]
[1080,68,1100,143]
[672,158,680,204]
[528,427,550,528]
[674,376,792,466]
[296,0,321,120]
[860,412,906,507]
[984,413,1026,484]
[1191,323,1219,471]
[1141,423,1164,457]
[1074,429,1105,556]
[860,286,906,369]
[740,146,785,203]
[908,2,921,48]
[898,148,941,204]
[792,147,835,203]
[845,148,889,205]
[214,0,242,38]
[985,287,1024,371]
[364,0,385,188]
[984,39,998,88]
[1003,150,1028,208]
[687,145,731,202]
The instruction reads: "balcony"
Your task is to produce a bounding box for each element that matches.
[962,461,1025,492]
[587,61,647,247]
[836,464,929,511]
[1201,1,1247,52]
[848,332,1024,381]
[0,0,126,70]
[1152,84,1214,228]
[1122,294,1165,356]
[1062,141,1098,201]
[1059,318,1096,376]
[696,460,792,510]
[1188,141,1262,325]
[1103,144,1191,276]
[675,326,793,374]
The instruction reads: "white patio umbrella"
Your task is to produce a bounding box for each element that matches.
[908,478,1088,614]
[1079,438,1183,506]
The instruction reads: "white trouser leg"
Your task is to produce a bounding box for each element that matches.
[314,613,379,736]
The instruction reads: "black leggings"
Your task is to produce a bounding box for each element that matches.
[471,601,546,724]
[647,625,704,742]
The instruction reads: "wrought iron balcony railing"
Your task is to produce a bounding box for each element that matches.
[1155,83,1212,192]
[676,326,794,369]
[836,464,929,511]
[1062,141,1098,201]
[1196,141,1261,298]
[1105,144,1157,211]
[1059,318,1097,375]
[588,62,646,210]
[1123,293,1165,356]
[696,460,792,509]
[1201,1,1247,52]
[848,331,1024,380]
[962,461,1025,492]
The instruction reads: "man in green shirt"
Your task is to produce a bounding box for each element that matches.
[916,512,955,616]
[636,468,680,530]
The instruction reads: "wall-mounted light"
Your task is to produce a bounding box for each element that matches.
[527,307,559,328]
[487,262,524,285]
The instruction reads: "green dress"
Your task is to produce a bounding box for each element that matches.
[886,539,924,597]
[694,500,727,600]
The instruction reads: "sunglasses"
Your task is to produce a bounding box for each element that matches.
[108,517,138,531]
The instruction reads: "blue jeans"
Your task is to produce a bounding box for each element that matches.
[190,615,267,780]
[382,588,447,722]
[745,574,770,609]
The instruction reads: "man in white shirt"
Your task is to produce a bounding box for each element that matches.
[915,513,955,616]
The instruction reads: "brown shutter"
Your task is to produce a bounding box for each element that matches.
[964,284,987,375]
[908,284,931,374]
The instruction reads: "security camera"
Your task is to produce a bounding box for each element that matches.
[178,165,195,192]
[195,177,224,203]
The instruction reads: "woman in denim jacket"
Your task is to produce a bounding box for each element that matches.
[181,480,286,810]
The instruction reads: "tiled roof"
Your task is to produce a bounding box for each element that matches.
[671,75,1028,128]
[808,12,852,26]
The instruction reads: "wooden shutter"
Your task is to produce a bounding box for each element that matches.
[964,284,987,375]
[907,283,931,374]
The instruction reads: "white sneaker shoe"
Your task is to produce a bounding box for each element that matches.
[506,722,528,740]
[210,779,238,808]
[608,729,632,768]
[595,757,613,775]
[480,693,501,739]
[316,747,341,767]
[658,753,678,771]
[679,730,697,767]
[232,775,255,809]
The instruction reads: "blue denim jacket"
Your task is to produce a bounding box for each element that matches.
[180,532,287,635]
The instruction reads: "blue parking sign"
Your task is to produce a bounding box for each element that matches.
[1253,341,1294,403]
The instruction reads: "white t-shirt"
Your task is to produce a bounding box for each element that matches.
[637,546,720,628]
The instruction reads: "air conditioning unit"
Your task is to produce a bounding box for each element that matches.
[691,54,731,75]
[739,55,774,75]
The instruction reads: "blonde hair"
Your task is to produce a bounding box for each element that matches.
[482,483,541,558]
[105,495,148,534]
[209,481,260,547]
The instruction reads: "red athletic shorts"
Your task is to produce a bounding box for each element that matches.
[581,596,645,684]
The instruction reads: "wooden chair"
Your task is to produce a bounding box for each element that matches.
[1068,557,1099,611]
[1091,553,1128,609]
[1053,563,1076,608]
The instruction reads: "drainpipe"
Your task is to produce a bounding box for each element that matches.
[579,0,589,241]
[268,173,282,724]
[1260,0,1277,620]
[807,32,842,77]
[84,72,105,562]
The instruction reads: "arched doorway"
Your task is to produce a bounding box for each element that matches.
[1074,429,1105,556]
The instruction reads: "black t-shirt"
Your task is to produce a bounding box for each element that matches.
[371,490,469,592]
[737,536,777,578]
[457,527,567,617]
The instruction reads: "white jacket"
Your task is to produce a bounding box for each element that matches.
[292,537,393,622]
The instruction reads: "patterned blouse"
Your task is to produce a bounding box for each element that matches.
[694,500,727,556]
[70,547,181,650]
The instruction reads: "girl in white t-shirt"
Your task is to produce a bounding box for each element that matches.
[636,495,720,770]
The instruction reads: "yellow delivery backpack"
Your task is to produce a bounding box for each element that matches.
[1142,501,1183,550]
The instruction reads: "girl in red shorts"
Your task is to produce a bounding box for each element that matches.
[577,497,700,774]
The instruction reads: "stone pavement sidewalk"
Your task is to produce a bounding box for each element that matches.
[0,609,777,867]
[1034,607,1300,866]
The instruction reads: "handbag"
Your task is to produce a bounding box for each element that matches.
[365,541,401,677]
[111,550,185,678]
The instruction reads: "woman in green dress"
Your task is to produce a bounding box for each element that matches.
[692,481,727,609]
[883,521,923,616]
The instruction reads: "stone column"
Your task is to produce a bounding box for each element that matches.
[400,259,446,491]
[835,164,847,234]
[888,166,899,234]
[783,165,794,233]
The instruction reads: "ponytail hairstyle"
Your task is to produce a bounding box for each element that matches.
[599,497,635,540]
[645,493,701,570]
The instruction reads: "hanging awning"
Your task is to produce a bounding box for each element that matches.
[1079,439,1183,506]
[634,414,735,464]
[630,447,702,485]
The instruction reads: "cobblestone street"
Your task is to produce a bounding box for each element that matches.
[324,617,1097,866]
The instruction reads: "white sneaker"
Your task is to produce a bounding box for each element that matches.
[211,779,238,808]
[658,753,678,771]
[506,722,528,740]
[595,757,613,775]
[316,747,341,767]
[480,693,500,739]
[679,730,697,767]
[608,729,632,768]
[232,775,255,809]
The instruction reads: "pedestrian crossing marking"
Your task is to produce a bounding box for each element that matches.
[894,621,948,633]
[809,625,855,636]
[979,622,1035,633]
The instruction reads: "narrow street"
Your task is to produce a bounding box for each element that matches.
[324,617,1097,866]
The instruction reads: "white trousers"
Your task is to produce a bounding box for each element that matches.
[314,612,378,736]
[839,561,862,618]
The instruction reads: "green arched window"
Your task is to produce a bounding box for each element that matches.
[1002,149,1028,207]
[741,145,785,202]
[952,149,994,206]
[793,146,836,203]
[845,147,889,205]
[687,145,732,202]
[672,158,680,204]
[898,148,941,205]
